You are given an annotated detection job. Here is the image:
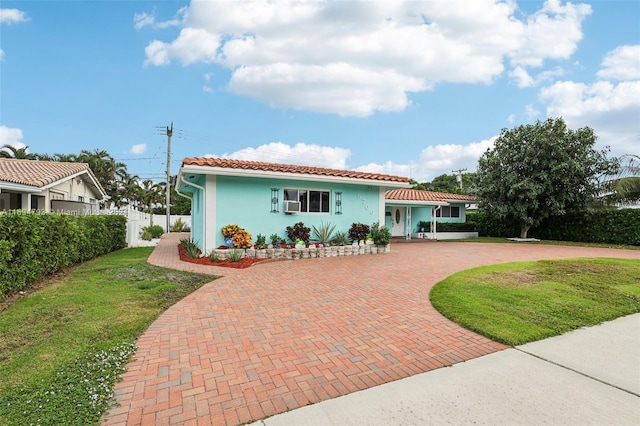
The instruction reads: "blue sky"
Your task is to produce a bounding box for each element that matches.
[1,0,638,182]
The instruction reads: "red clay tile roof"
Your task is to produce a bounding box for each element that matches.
[0,158,93,188]
[182,157,411,183]
[386,189,476,203]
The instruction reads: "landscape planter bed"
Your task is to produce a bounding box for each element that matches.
[179,243,391,268]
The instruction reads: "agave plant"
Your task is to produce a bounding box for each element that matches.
[331,231,349,246]
[311,221,336,244]
[228,248,243,262]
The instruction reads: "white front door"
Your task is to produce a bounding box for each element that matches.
[392,207,404,237]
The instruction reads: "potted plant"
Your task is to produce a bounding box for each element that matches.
[370,221,391,253]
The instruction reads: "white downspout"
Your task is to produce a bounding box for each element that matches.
[179,178,206,252]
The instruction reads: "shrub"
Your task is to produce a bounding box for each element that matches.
[141,224,164,239]
[170,218,186,232]
[348,223,370,242]
[209,251,218,262]
[286,222,310,243]
[185,244,200,258]
[180,238,199,251]
[269,233,281,246]
[140,228,153,241]
[417,221,478,232]
[255,234,266,248]
[221,224,241,238]
[370,222,391,246]
[0,212,127,298]
[311,221,336,244]
[331,231,349,246]
[530,209,640,245]
[231,229,252,248]
[220,224,252,248]
[417,221,430,232]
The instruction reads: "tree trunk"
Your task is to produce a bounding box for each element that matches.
[520,225,531,239]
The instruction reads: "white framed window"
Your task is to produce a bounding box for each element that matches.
[436,206,460,218]
[284,188,330,213]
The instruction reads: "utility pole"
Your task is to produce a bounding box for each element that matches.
[165,122,173,233]
[452,168,467,190]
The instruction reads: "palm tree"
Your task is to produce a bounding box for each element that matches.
[52,153,79,162]
[0,144,37,159]
[611,154,640,205]
[116,174,141,209]
[139,179,163,225]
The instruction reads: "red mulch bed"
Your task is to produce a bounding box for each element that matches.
[178,245,273,269]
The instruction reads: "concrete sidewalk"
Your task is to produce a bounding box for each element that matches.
[252,314,640,425]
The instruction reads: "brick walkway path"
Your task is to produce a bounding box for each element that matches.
[102,233,640,425]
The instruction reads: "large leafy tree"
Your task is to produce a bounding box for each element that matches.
[476,118,618,239]
[414,173,476,194]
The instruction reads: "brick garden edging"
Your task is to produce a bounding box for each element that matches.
[213,243,391,260]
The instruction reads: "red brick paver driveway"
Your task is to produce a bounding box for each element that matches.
[103,234,640,425]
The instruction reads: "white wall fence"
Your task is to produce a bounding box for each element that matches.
[99,207,191,248]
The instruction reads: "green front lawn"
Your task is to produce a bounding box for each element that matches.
[430,258,640,346]
[0,247,216,425]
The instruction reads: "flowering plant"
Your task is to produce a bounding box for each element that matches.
[221,224,241,238]
[232,229,253,249]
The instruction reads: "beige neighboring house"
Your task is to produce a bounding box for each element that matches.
[0,158,107,214]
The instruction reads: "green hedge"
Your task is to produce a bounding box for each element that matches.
[468,211,520,238]
[417,221,478,232]
[530,209,640,246]
[473,209,640,245]
[0,212,127,298]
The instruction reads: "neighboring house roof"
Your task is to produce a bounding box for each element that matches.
[180,157,411,187]
[0,158,107,198]
[385,189,476,205]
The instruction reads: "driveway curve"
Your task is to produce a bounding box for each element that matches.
[103,234,640,425]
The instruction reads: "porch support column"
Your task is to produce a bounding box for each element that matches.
[406,206,412,240]
[204,175,217,254]
[21,193,32,211]
[377,187,386,226]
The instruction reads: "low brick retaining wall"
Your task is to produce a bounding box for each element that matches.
[213,244,391,260]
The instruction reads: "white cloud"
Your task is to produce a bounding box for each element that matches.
[355,161,412,179]
[206,137,499,182]
[524,104,541,119]
[509,66,535,88]
[142,0,590,116]
[509,0,591,67]
[507,114,515,124]
[133,7,186,30]
[203,72,214,93]
[0,49,4,61]
[597,45,640,81]
[208,142,352,169]
[144,28,219,66]
[129,143,147,155]
[0,8,29,24]
[228,63,425,117]
[357,137,497,182]
[133,12,155,30]
[0,125,25,147]
[539,80,640,154]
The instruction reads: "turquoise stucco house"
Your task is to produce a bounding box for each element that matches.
[176,158,475,253]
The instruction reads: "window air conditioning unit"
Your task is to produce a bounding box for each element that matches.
[283,200,301,213]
